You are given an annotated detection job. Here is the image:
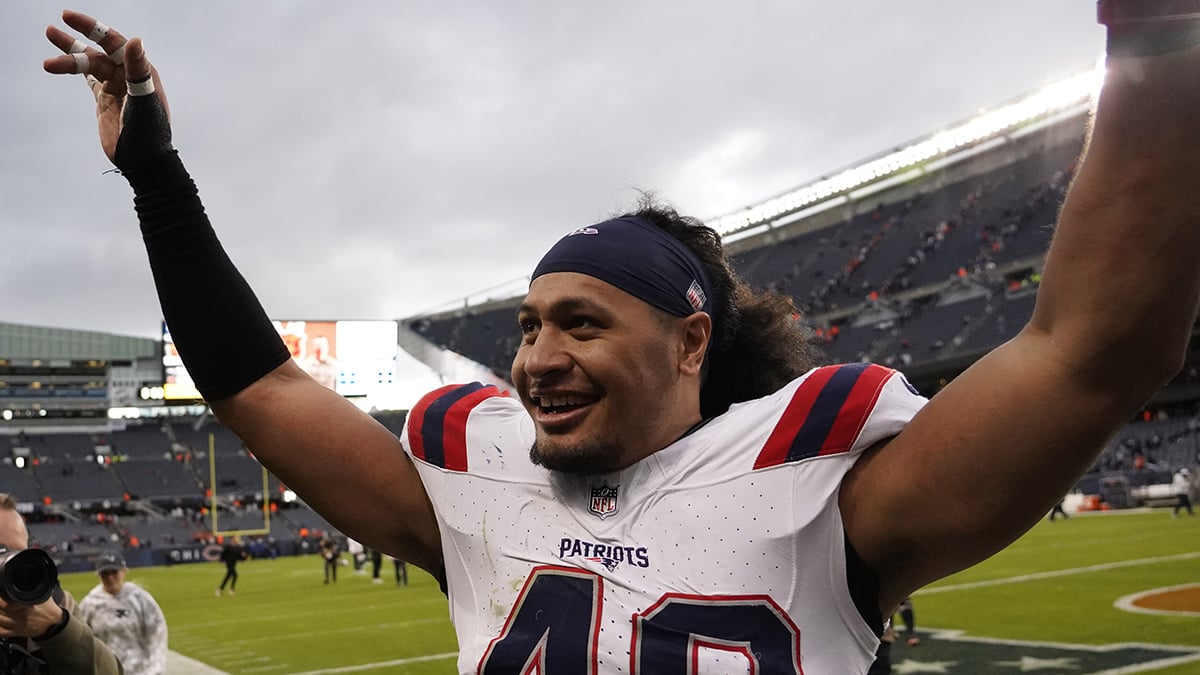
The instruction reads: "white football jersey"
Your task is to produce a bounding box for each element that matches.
[403,363,927,674]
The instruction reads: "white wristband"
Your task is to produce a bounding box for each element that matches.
[126,76,155,97]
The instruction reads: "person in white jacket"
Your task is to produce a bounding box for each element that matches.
[76,553,167,675]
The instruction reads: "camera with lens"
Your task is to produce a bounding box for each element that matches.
[0,548,58,606]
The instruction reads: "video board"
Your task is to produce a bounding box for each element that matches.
[162,320,399,401]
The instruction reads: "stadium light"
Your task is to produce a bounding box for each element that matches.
[707,65,1101,237]
[11,446,31,470]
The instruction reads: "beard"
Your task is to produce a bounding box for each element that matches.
[529,437,624,476]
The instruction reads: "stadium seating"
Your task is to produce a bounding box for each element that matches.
[397,120,1200,522]
[0,413,399,571]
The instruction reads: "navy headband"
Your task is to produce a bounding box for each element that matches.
[531,215,719,344]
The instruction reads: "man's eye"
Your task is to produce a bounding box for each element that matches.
[519,319,538,334]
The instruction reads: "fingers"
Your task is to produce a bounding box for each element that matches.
[123,38,156,95]
[43,10,149,87]
[43,25,114,80]
[61,10,130,66]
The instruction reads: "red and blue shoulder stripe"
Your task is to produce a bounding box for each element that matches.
[407,382,506,472]
[754,363,895,470]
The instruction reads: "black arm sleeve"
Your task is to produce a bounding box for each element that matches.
[123,151,290,401]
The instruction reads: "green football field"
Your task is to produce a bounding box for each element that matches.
[58,509,1200,674]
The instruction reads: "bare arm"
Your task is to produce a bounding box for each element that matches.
[843,22,1200,612]
[212,362,443,573]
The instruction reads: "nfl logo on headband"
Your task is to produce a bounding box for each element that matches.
[686,279,707,312]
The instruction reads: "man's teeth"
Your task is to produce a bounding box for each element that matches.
[538,395,587,408]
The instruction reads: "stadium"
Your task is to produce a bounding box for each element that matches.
[3,65,1199,674]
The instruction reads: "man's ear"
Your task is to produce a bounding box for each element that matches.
[678,312,713,376]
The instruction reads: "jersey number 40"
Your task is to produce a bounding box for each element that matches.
[477,566,805,674]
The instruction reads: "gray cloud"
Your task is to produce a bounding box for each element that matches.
[3,2,1102,339]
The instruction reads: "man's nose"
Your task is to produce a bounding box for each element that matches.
[520,327,573,378]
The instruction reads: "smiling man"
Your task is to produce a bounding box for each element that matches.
[41,3,1200,672]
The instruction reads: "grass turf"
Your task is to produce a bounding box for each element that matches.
[57,508,1200,674]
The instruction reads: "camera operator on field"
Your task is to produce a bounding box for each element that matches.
[0,494,123,674]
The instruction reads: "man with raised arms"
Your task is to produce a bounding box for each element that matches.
[42,4,1200,672]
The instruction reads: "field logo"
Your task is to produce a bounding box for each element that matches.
[589,484,619,520]
[883,628,1200,673]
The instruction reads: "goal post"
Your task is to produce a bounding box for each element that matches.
[208,433,271,538]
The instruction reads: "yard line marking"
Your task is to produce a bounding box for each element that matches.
[166,650,230,675]
[914,551,1200,595]
[286,652,459,674]
[176,598,448,629]
[241,665,290,673]
[221,617,447,646]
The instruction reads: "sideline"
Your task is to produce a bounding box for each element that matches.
[168,650,231,675]
[914,551,1200,595]
[287,652,459,674]
[165,649,460,674]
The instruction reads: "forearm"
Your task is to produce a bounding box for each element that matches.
[1035,30,1200,387]
[39,611,124,674]
[125,153,291,400]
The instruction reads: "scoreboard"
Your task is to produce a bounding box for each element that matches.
[162,319,399,402]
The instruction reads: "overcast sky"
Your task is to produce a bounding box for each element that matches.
[4,3,1104,340]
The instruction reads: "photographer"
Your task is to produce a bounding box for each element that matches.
[0,494,123,674]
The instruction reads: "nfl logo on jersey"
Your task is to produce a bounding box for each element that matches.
[589,484,619,519]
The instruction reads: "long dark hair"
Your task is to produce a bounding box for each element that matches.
[620,199,822,417]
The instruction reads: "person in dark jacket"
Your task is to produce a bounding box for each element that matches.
[216,536,247,596]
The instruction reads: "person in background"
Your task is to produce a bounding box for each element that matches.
[77,552,167,675]
[1172,467,1194,517]
[391,554,408,587]
[320,536,340,584]
[1049,498,1070,521]
[216,536,246,596]
[0,494,123,674]
[346,538,365,575]
[867,597,918,674]
[369,548,383,585]
[895,597,919,647]
[299,336,338,390]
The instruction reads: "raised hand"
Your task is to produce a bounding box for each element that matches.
[43,10,172,171]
